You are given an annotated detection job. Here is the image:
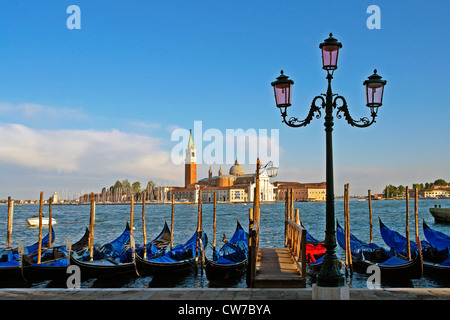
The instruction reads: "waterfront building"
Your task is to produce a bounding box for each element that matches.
[420,188,450,199]
[273,181,327,202]
[196,160,276,203]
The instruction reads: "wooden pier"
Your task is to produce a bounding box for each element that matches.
[247,174,308,288]
[252,247,306,288]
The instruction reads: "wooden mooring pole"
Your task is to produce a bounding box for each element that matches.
[406,186,411,261]
[344,184,353,277]
[89,192,95,262]
[414,188,422,253]
[171,194,175,250]
[285,189,289,246]
[196,190,203,272]
[48,196,53,248]
[142,191,147,259]
[37,192,43,264]
[368,189,373,243]
[6,197,13,248]
[254,158,261,247]
[289,188,294,220]
[130,195,134,237]
[213,193,217,253]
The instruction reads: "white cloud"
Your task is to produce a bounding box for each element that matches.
[0,123,183,182]
[0,102,86,121]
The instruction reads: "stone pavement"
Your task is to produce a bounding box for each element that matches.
[0,287,449,300]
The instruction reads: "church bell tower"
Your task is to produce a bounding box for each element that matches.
[185,129,197,187]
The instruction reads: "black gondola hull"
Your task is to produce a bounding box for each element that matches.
[423,262,450,279]
[205,258,247,283]
[134,253,197,277]
[69,253,136,280]
[22,258,69,283]
[0,264,28,285]
[351,254,423,279]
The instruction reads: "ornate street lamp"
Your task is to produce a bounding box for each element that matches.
[271,33,387,288]
[319,33,342,71]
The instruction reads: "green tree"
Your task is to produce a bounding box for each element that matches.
[111,180,123,192]
[434,179,448,186]
[131,181,142,194]
[122,179,131,192]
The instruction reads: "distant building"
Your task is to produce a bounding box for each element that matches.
[372,193,385,200]
[273,181,327,202]
[420,189,450,199]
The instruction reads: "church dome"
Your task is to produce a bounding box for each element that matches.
[229,159,244,176]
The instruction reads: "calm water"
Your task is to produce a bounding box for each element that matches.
[0,199,449,289]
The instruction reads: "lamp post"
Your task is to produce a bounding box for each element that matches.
[271,33,387,288]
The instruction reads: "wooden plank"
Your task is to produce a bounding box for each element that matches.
[253,248,306,288]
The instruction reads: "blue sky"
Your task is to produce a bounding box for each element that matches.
[0,1,448,199]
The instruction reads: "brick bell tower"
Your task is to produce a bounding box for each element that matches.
[185,129,197,187]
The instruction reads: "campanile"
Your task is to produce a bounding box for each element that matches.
[185,129,197,187]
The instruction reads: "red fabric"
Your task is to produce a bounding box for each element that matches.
[306,243,326,263]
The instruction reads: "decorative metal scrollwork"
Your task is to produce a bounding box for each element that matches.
[334,96,376,128]
[281,96,324,128]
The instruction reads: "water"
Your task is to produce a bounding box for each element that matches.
[0,199,449,289]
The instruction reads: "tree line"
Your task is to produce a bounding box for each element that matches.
[101,179,158,200]
[383,179,449,198]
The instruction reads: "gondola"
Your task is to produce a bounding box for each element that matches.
[69,222,134,280]
[21,227,90,283]
[0,228,56,283]
[336,221,423,279]
[70,221,171,280]
[423,220,450,259]
[303,227,327,272]
[205,220,247,283]
[379,218,429,259]
[420,221,450,278]
[135,229,208,277]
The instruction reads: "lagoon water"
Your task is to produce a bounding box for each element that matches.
[1,198,449,289]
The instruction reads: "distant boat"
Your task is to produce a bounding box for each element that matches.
[27,217,57,227]
[429,207,450,223]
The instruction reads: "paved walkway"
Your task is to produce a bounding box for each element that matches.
[0,287,449,300]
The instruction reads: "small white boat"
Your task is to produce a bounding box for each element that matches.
[27,217,57,227]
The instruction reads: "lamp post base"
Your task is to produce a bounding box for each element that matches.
[312,284,350,300]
